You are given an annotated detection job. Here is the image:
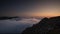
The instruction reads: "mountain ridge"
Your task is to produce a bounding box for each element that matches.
[0,16,19,20]
[22,16,60,34]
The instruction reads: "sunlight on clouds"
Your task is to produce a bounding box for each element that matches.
[18,18,40,24]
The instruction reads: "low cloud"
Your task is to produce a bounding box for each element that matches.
[0,18,41,33]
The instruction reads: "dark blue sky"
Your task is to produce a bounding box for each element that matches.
[0,0,60,17]
[0,0,38,16]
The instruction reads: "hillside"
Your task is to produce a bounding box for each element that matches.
[22,16,60,34]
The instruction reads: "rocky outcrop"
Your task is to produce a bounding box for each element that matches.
[22,16,60,34]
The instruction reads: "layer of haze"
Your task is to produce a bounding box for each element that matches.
[0,18,40,33]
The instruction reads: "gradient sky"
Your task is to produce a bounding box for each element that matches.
[0,0,60,17]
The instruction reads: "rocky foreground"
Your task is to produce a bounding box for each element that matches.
[22,16,60,34]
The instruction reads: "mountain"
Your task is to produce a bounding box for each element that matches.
[0,16,19,20]
[21,16,60,34]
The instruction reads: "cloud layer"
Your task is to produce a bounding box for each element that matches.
[0,18,41,33]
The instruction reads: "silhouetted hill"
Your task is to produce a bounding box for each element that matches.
[22,16,60,34]
[0,16,19,20]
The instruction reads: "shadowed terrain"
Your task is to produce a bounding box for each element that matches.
[22,16,60,34]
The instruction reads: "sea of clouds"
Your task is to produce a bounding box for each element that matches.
[0,18,41,33]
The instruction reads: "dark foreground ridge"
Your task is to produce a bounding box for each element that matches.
[22,16,60,34]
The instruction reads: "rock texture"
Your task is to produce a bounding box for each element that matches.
[22,16,60,34]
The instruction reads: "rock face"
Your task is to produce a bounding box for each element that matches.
[22,16,60,34]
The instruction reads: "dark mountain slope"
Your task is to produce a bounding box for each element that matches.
[22,16,60,34]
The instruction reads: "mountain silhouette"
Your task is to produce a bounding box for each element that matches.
[0,16,18,20]
[22,16,60,34]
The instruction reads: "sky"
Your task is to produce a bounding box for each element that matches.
[0,0,60,17]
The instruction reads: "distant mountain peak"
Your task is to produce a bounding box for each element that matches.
[0,16,19,20]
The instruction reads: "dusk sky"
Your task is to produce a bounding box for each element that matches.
[0,0,60,33]
[0,0,60,17]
